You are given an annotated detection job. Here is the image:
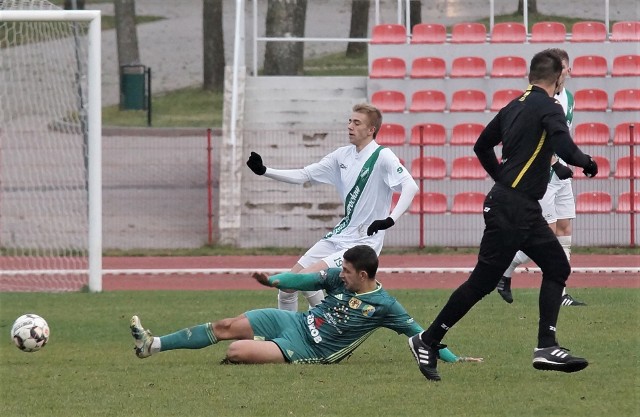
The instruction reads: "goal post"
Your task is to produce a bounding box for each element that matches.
[0,6,102,292]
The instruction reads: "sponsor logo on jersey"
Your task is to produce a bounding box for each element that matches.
[348,297,362,309]
[306,314,323,343]
[362,305,375,317]
[360,167,370,178]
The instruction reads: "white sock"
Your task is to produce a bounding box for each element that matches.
[151,337,161,354]
[302,290,325,308]
[503,251,531,278]
[278,290,298,311]
[558,235,572,297]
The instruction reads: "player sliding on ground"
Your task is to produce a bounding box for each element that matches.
[130,245,482,365]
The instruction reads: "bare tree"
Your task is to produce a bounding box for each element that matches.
[113,0,140,68]
[518,0,538,14]
[346,0,369,57]
[264,0,308,75]
[203,0,225,92]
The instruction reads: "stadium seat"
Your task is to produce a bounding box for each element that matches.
[610,21,640,42]
[409,192,448,214]
[612,89,640,111]
[490,22,527,43]
[450,156,486,179]
[573,122,610,145]
[575,192,612,213]
[450,123,484,145]
[451,192,485,214]
[450,90,487,112]
[370,24,407,44]
[530,21,567,43]
[616,192,640,213]
[410,156,446,179]
[450,22,487,43]
[613,122,640,144]
[574,89,608,111]
[409,90,447,112]
[490,56,527,78]
[411,23,447,44]
[410,123,446,146]
[450,56,487,78]
[410,57,446,78]
[571,55,608,77]
[614,156,640,179]
[490,89,522,111]
[376,123,406,146]
[571,21,607,42]
[573,155,610,179]
[612,55,640,76]
[371,90,405,113]
[369,57,406,79]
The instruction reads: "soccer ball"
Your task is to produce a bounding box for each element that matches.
[11,314,50,352]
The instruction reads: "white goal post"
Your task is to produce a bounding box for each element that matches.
[0,6,102,292]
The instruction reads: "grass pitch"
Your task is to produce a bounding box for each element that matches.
[1,288,638,417]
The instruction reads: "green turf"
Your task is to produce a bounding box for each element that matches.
[1,288,638,417]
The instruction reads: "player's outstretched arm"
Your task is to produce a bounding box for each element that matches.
[251,271,324,291]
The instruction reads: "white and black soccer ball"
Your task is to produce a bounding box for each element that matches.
[11,314,50,352]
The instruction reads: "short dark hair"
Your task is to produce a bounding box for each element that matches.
[545,48,569,64]
[343,245,378,279]
[528,50,563,85]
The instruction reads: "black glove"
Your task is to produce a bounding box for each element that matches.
[246,152,266,175]
[552,161,573,180]
[367,217,395,236]
[582,155,598,178]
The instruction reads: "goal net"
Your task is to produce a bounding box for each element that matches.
[0,1,102,292]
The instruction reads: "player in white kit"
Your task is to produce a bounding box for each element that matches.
[497,48,585,306]
[246,103,419,311]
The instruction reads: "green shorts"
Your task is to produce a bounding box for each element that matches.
[245,308,323,363]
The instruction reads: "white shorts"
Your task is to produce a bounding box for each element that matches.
[297,237,384,269]
[539,179,575,224]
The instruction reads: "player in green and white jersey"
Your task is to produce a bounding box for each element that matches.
[130,245,482,365]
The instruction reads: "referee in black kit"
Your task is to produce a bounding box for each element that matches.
[408,49,599,381]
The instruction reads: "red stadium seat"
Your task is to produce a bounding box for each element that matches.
[610,21,640,42]
[451,192,485,214]
[450,123,484,146]
[571,21,607,42]
[573,155,611,179]
[616,192,640,213]
[614,156,640,179]
[450,90,487,112]
[409,192,448,214]
[409,90,447,112]
[575,192,612,213]
[450,156,486,179]
[612,55,640,77]
[612,89,640,111]
[573,122,610,145]
[574,89,608,111]
[411,23,447,44]
[450,56,486,78]
[490,89,522,111]
[571,55,608,77]
[450,22,487,43]
[370,24,407,44]
[530,21,566,43]
[613,122,640,144]
[410,156,446,179]
[490,22,526,43]
[410,57,446,78]
[410,123,446,146]
[371,90,405,113]
[376,123,406,146]
[490,56,527,78]
[369,57,406,79]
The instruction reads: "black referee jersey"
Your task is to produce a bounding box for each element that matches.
[474,85,591,201]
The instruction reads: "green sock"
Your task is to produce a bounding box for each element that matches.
[159,323,217,352]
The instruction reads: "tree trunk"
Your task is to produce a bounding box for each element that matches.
[517,0,538,14]
[410,0,421,30]
[203,0,225,92]
[346,0,369,57]
[263,0,307,75]
[114,0,140,68]
[64,0,85,9]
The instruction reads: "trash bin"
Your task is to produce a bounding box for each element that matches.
[120,65,147,110]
